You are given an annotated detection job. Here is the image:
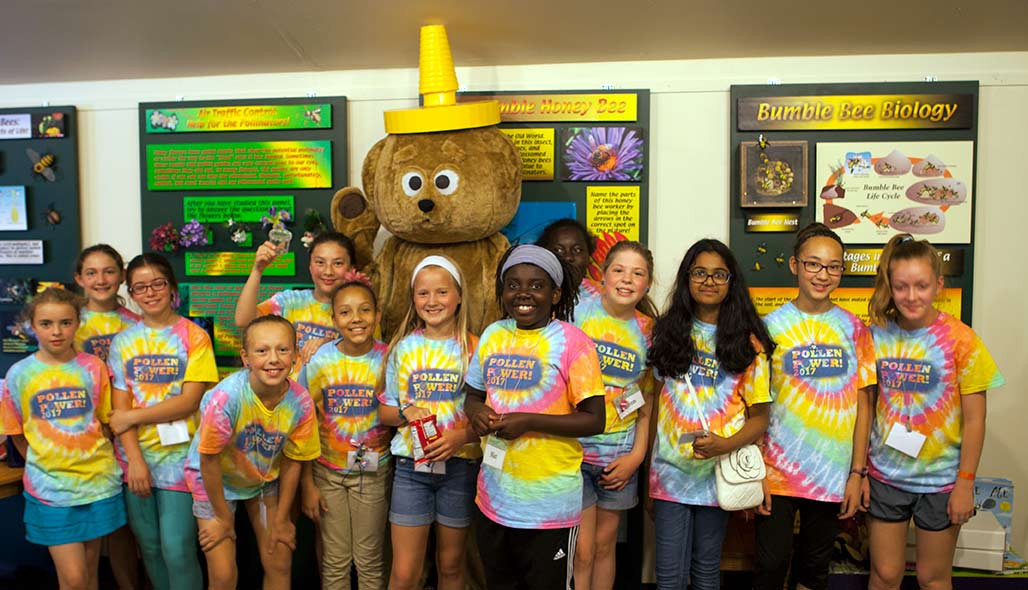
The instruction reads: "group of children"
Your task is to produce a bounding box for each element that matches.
[0,218,1002,590]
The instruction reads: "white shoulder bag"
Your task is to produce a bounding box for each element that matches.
[684,373,765,511]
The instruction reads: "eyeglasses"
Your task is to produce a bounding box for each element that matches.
[689,268,731,285]
[798,259,844,276]
[128,278,169,294]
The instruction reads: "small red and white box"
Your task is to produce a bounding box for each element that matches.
[410,415,445,474]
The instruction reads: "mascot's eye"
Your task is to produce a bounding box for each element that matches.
[402,172,424,197]
[434,170,459,196]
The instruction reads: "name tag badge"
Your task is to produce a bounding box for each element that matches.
[414,461,446,474]
[156,420,190,446]
[615,385,645,420]
[483,436,508,470]
[347,450,380,472]
[884,422,926,458]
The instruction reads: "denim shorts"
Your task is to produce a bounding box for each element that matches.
[192,480,279,520]
[868,477,952,532]
[582,461,638,511]
[389,456,479,528]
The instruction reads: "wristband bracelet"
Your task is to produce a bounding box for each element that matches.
[957,470,976,482]
[399,402,414,423]
[850,467,868,478]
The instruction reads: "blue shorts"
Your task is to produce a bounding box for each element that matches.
[389,456,479,528]
[24,491,126,546]
[582,461,638,511]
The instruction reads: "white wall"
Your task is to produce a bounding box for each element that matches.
[2,51,1026,557]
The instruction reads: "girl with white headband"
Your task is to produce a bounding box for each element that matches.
[464,244,606,589]
[378,254,481,590]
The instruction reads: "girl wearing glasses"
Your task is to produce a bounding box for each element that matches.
[647,239,773,590]
[107,253,219,590]
[755,223,876,590]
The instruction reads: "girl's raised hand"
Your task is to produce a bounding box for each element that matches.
[253,241,279,274]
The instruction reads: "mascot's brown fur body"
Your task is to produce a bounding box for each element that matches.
[332,127,522,338]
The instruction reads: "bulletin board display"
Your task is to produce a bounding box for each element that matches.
[138,96,348,363]
[0,106,81,374]
[458,90,650,270]
[728,82,979,325]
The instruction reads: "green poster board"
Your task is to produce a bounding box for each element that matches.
[728,81,979,325]
[138,96,348,363]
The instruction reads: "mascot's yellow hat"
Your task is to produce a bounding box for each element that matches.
[384,25,500,134]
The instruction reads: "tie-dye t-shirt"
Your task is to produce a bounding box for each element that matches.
[869,313,1004,494]
[573,295,655,467]
[257,289,338,353]
[579,277,601,302]
[649,321,771,507]
[299,340,390,472]
[184,370,320,501]
[380,331,482,460]
[466,319,605,530]
[763,302,876,502]
[75,307,141,364]
[108,317,219,491]
[1,353,122,506]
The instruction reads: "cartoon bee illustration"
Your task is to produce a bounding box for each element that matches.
[752,261,763,272]
[26,149,56,182]
[756,242,767,255]
[758,134,768,150]
[775,253,785,266]
[829,214,843,225]
[305,107,322,124]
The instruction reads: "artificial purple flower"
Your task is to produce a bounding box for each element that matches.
[563,127,644,181]
[179,219,209,248]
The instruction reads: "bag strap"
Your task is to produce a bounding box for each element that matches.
[683,373,712,433]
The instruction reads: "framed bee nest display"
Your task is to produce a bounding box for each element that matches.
[740,140,808,208]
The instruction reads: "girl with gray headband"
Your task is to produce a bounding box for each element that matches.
[463,244,607,589]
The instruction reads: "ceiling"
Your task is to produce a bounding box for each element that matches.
[2,0,1027,85]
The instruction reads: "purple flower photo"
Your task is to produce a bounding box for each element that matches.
[562,127,644,182]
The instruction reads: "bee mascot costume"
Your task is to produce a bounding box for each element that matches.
[332,24,521,338]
